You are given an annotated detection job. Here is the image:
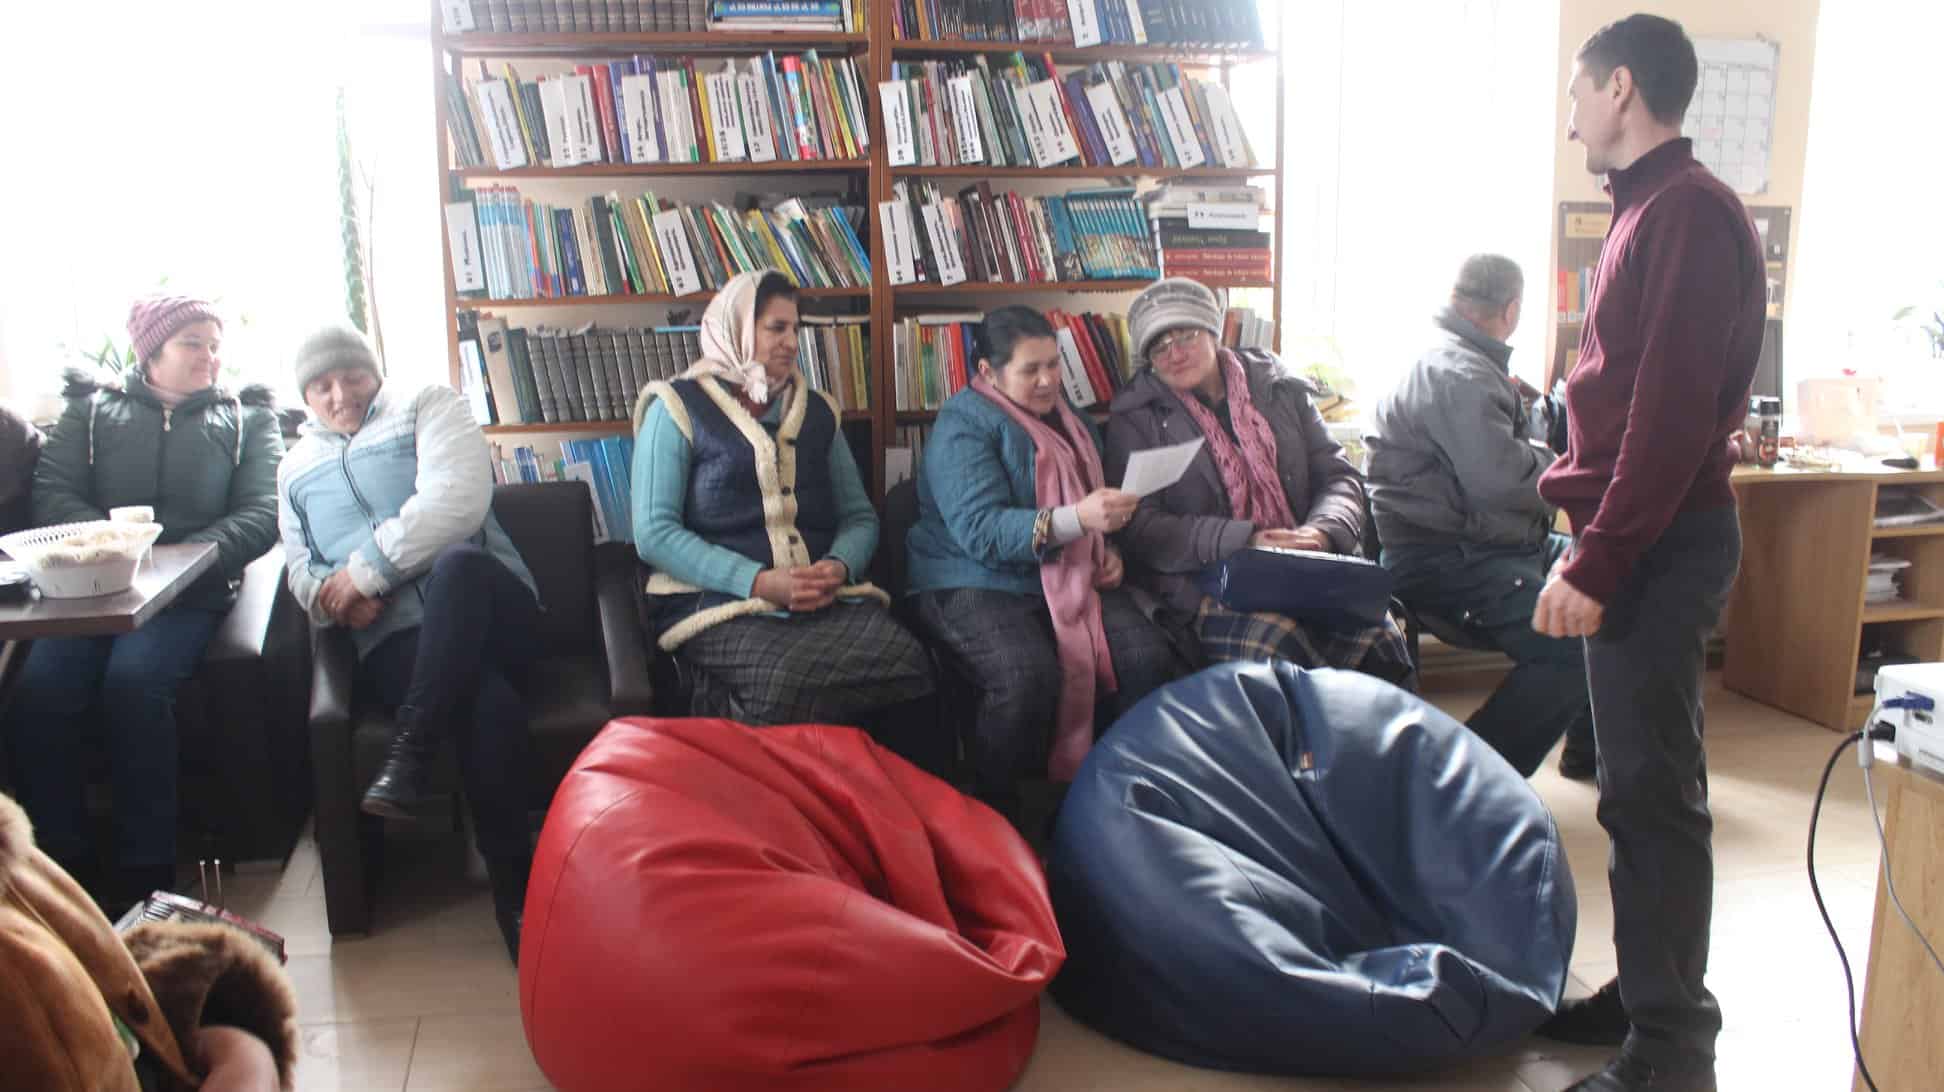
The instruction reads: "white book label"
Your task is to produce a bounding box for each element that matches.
[1084,82,1137,165]
[443,202,485,292]
[1201,83,1250,168]
[878,81,917,167]
[1067,0,1103,47]
[538,79,572,168]
[1125,0,1147,43]
[738,72,777,162]
[567,74,603,164]
[947,75,984,164]
[1018,80,1081,167]
[652,210,703,296]
[619,74,662,163]
[1188,202,1259,229]
[920,201,967,286]
[1158,86,1206,168]
[440,1,476,33]
[1054,328,1097,407]
[704,69,747,161]
[877,200,917,285]
[474,80,528,170]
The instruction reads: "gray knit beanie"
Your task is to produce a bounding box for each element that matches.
[1128,277,1224,362]
[293,325,382,393]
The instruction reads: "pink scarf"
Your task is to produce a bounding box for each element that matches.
[1172,349,1296,529]
[970,376,1118,780]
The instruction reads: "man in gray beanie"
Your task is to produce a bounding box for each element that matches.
[275,323,541,963]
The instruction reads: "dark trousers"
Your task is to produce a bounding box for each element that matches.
[1586,507,1741,1063]
[358,545,539,865]
[1384,533,1596,775]
[914,585,1186,799]
[3,604,223,873]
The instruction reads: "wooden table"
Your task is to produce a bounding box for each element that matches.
[1725,465,1944,733]
[0,543,218,639]
[1854,757,1944,1090]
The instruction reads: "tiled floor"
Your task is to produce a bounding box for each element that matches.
[220,673,1889,1091]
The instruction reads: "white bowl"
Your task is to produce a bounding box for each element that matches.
[0,520,166,599]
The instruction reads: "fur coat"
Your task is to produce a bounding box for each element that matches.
[0,794,298,1090]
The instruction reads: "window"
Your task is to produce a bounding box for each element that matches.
[1789,1,1944,414]
[1268,0,1560,403]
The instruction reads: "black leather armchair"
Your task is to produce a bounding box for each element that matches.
[308,482,654,936]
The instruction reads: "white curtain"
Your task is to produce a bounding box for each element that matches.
[1789,1,1944,413]
[1267,0,1560,404]
[0,2,442,403]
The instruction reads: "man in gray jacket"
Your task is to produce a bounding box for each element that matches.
[1366,254,1596,779]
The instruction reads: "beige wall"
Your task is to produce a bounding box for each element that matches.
[1549,0,1822,365]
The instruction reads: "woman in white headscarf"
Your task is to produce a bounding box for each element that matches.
[629,271,937,747]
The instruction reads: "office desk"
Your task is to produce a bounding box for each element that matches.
[1853,758,1944,1090]
[1725,466,1944,733]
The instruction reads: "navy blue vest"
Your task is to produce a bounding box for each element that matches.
[672,379,840,569]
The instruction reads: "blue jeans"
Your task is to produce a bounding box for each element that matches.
[1382,534,1594,776]
[2,604,223,872]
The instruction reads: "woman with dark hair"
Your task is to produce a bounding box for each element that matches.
[630,269,936,740]
[1104,277,1413,686]
[4,294,282,909]
[905,305,1186,818]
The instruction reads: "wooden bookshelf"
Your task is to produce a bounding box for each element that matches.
[434,0,1284,496]
[454,160,869,179]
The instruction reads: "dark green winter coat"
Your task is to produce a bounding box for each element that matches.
[31,368,284,610]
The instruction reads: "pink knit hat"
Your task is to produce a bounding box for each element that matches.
[127,294,222,364]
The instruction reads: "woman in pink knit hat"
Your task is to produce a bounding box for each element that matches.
[2,293,284,911]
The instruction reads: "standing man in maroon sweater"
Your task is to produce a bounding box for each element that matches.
[1531,15,1765,1092]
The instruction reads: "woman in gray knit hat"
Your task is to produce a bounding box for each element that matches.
[1102,277,1414,685]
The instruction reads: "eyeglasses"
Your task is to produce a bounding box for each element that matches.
[1147,329,1207,363]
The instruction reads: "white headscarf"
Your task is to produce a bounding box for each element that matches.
[677,269,795,404]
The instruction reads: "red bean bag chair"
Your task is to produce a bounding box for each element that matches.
[520,717,1065,1092]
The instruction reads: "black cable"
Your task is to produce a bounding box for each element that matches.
[1807,730,1878,1092]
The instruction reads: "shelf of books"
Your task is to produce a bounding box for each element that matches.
[434,0,1282,498]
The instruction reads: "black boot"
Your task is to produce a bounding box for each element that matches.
[486,853,532,966]
[1539,976,1630,1045]
[361,705,440,819]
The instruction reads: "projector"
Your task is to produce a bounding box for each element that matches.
[1872,662,1944,776]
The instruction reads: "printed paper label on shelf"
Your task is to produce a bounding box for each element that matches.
[878,200,918,285]
[737,72,777,162]
[1565,211,1612,239]
[947,75,984,164]
[474,80,529,171]
[1067,0,1103,47]
[1018,80,1081,168]
[1188,202,1258,229]
[1084,82,1138,165]
[564,74,603,165]
[704,70,747,161]
[537,78,571,168]
[619,74,662,163]
[656,71,694,161]
[878,82,917,166]
[920,201,967,286]
[1200,83,1251,168]
[439,1,476,33]
[652,210,703,296]
[443,202,486,292]
[1158,87,1206,169]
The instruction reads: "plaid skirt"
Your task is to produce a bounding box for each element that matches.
[1193,596,1416,688]
[675,599,936,726]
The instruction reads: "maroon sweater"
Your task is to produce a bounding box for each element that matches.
[1539,138,1766,603]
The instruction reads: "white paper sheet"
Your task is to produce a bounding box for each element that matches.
[1120,438,1204,497]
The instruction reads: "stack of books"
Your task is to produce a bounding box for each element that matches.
[1220,306,1274,351]
[797,315,872,411]
[447,185,870,301]
[1145,182,1269,283]
[892,309,1132,410]
[447,52,870,170]
[879,57,1252,170]
[446,0,867,34]
[708,0,857,32]
[892,0,1263,47]
[881,181,1156,286]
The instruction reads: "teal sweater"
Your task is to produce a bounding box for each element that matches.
[631,393,876,595]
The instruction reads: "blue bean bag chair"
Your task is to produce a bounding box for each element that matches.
[1047,661,1574,1077]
